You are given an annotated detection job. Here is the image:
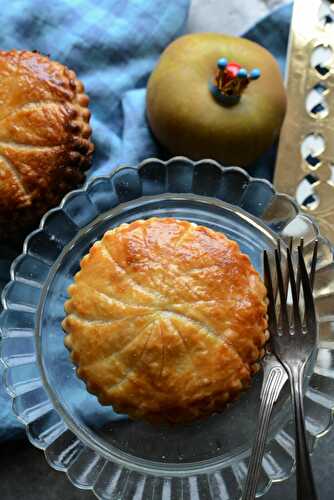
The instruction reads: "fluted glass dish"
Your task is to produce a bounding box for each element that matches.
[1,157,334,500]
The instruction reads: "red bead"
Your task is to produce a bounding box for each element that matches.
[225,61,241,79]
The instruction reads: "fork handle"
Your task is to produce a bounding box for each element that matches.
[290,365,318,500]
[242,365,287,500]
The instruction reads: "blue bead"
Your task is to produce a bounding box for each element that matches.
[217,58,228,69]
[238,68,248,78]
[250,68,261,80]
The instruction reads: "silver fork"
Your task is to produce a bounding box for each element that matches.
[264,240,319,500]
[241,350,287,500]
[242,240,318,500]
[242,241,292,500]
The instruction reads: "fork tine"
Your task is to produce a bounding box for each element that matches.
[296,237,304,299]
[287,247,302,334]
[274,240,282,303]
[263,250,277,334]
[284,237,293,296]
[276,238,292,326]
[309,239,318,292]
[275,248,289,333]
[298,245,317,334]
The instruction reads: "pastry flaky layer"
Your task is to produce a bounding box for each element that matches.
[63,218,268,423]
[0,50,94,244]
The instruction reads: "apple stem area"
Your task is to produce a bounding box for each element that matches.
[209,57,261,106]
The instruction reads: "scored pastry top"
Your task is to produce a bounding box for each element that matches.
[63,217,268,423]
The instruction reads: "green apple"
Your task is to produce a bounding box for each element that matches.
[147,33,287,166]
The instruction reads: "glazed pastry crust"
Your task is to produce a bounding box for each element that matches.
[0,50,93,244]
[63,218,268,423]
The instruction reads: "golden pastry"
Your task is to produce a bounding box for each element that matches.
[0,50,94,244]
[63,218,268,423]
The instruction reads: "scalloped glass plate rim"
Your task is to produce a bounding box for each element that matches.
[10,156,303,282]
[35,191,284,477]
[0,156,333,500]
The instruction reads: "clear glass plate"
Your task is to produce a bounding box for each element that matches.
[1,157,334,500]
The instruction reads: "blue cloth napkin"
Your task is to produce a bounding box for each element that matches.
[0,1,292,442]
[0,0,190,442]
[244,3,291,181]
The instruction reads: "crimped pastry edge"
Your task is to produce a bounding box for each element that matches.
[62,218,268,424]
[0,50,94,244]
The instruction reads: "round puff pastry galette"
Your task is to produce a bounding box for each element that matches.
[63,218,268,424]
[0,50,93,244]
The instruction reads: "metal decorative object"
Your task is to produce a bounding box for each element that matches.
[209,58,261,106]
[275,0,334,242]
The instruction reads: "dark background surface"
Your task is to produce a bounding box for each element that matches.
[1,431,334,499]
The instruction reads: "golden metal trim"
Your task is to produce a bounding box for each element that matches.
[275,0,334,242]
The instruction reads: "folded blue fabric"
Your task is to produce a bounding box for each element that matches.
[0,0,190,442]
[0,1,292,442]
[243,3,291,181]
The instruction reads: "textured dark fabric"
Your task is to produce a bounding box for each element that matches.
[244,3,292,181]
